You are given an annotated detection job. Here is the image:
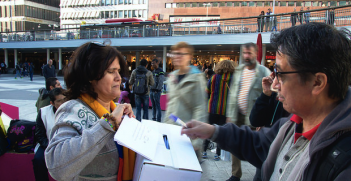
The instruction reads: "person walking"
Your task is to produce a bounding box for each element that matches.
[15,62,22,79]
[29,62,34,81]
[225,43,271,181]
[164,42,208,162]
[202,60,235,161]
[43,59,56,80]
[129,59,154,122]
[150,59,165,122]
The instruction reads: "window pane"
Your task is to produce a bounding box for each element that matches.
[185,3,190,7]
[118,10,123,18]
[165,3,171,8]
[305,2,312,6]
[288,1,294,6]
[257,2,263,6]
[143,10,147,18]
[280,1,286,6]
[132,10,137,17]
[312,1,318,6]
[178,3,184,7]
[172,3,177,8]
[242,2,247,6]
[321,1,327,6]
[220,2,226,6]
[133,0,138,4]
[119,0,123,4]
[213,2,218,7]
[274,1,278,6]
[227,2,233,6]
[234,2,240,6]
[340,1,347,5]
[199,3,204,7]
[264,1,271,6]
[296,1,302,6]
[110,11,113,18]
[124,10,127,18]
[114,11,117,18]
[249,1,255,6]
[105,11,109,18]
[128,10,131,18]
[139,10,142,17]
[192,3,197,7]
[330,1,336,6]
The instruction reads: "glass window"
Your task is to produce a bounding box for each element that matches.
[257,2,264,6]
[305,2,312,6]
[330,1,336,6]
[185,3,191,7]
[105,11,109,18]
[288,1,294,6]
[321,1,327,6]
[118,10,123,18]
[220,2,226,6]
[339,1,347,5]
[129,0,132,4]
[110,11,113,18]
[125,0,128,4]
[132,10,137,17]
[249,1,255,6]
[165,3,171,8]
[119,0,123,4]
[227,2,233,6]
[133,0,138,4]
[106,0,110,5]
[102,0,105,5]
[234,2,240,6]
[139,10,142,17]
[172,3,177,8]
[178,3,184,7]
[143,9,147,18]
[101,11,104,18]
[124,10,127,18]
[312,1,318,6]
[192,3,198,7]
[296,1,302,6]
[280,1,287,6]
[264,1,271,6]
[242,2,247,6]
[213,2,218,7]
[139,0,142,4]
[114,11,117,18]
[274,1,278,6]
[128,10,131,18]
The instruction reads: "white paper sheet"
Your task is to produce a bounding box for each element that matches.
[114,116,159,161]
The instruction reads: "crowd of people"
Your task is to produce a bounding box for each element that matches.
[2,22,350,181]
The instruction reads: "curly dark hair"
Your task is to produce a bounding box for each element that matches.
[64,42,128,100]
[214,60,235,74]
[271,22,351,100]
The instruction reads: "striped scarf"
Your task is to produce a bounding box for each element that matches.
[80,94,135,181]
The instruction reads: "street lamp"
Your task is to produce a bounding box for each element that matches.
[203,3,211,35]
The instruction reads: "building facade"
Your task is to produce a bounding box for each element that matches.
[0,0,60,32]
[60,0,149,29]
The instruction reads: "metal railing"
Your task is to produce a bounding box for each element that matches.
[1,5,351,42]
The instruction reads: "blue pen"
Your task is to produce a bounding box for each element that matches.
[169,114,188,128]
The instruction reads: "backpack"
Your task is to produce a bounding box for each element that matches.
[133,70,148,95]
[6,120,36,153]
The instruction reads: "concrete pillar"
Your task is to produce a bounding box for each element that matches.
[135,51,140,67]
[163,46,166,72]
[14,49,17,66]
[59,49,62,70]
[54,52,58,68]
[4,49,8,67]
[261,44,267,65]
[47,49,50,63]
[239,45,243,65]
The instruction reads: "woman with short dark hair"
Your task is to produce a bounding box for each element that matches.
[45,41,136,181]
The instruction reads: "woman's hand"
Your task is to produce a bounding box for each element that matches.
[110,103,135,126]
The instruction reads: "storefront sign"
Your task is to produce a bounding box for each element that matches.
[266,56,276,59]
[170,16,220,27]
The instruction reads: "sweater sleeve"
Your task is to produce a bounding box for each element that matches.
[45,102,115,180]
[213,119,287,168]
[250,92,277,127]
[192,74,208,123]
[35,109,49,148]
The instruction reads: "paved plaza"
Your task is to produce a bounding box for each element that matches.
[0,73,256,181]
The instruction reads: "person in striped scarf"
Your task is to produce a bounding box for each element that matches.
[202,60,236,161]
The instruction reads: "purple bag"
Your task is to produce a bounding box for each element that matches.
[7,120,36,153]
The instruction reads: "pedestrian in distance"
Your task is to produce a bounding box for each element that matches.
[265,9,272,32]
[257,11,265,33]
[129,59,154,122]
[29,62,34,81]
[43,59,56,80]
[181,22,351,181]
[304,7,311,23]
[15,62,22,79]
[150,59,165,122]
[291,8,298,26]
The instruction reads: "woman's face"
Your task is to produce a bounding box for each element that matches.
[91,58,122,101]
[172,48,191,70]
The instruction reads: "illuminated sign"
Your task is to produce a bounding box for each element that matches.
[170,16,220,27]
[266,56,276,59]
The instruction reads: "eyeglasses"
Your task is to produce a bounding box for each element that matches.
[273,63,307,83]
[86,41,106,54]
[172,52,189,57]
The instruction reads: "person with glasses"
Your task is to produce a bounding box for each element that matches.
[181,23,351,180]
[225,42,271,181]
[45,42,136,181]
[164,41,208,162]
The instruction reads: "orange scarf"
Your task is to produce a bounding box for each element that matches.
[80,94,135,181]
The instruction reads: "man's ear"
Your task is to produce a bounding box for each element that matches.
[50,86,54,90]
[50,101,54,106]
[312,73,328,96]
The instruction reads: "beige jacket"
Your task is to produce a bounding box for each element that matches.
[164,66,208,149]
[226,62,271,126]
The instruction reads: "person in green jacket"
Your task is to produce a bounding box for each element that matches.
[35,77,62,112]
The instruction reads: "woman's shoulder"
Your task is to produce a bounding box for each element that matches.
[56,99,95,121]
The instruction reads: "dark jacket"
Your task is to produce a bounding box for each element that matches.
[150,67,165,91]
[35,109,48,148]
[250,92,290,127]
[43,64,56,79]
[35,88,50,112]
[214,88,351,180]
